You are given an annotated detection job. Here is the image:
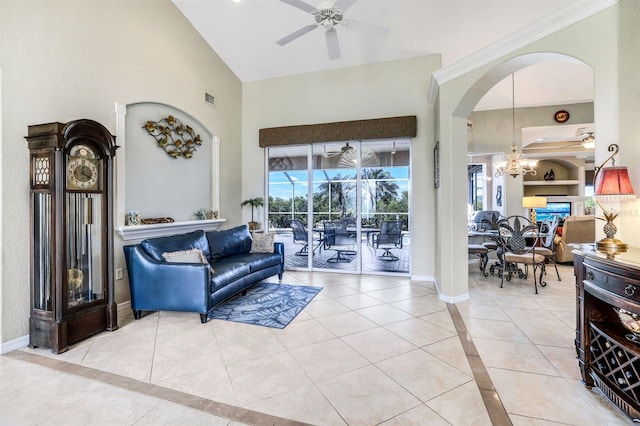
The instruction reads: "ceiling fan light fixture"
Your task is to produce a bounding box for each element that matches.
[582,133,596,149]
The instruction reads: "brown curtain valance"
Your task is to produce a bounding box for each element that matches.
[259,115,417,148]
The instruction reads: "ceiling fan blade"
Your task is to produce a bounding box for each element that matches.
[279,0,317,14]
[346,18,390,37]
[276,24,319,46]
[334,0,358,13]
[325,27,341,60]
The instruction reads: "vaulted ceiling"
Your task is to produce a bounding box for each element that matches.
[173,0,605,112]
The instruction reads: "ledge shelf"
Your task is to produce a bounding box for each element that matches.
[116,219,226,241]
[523,180,580,186]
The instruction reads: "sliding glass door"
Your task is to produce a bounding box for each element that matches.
[267,140,410,275]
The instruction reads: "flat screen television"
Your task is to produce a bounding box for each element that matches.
[534,202,572,223]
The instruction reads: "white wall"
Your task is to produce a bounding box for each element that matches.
[0,0,242,343]
[242,56,441,278]
[436,3,633,300]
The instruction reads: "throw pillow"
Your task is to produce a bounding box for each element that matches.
[250,232,275,253]
[162,248,214,273]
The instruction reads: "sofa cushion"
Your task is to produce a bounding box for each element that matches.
[207,225,252,262]
[141,230,210,261]
[210,260,251,292]
[228,252,283,273]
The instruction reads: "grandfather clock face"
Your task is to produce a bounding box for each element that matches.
[65,143,104,307]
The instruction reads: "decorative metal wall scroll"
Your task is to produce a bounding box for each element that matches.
[143,115,202,159]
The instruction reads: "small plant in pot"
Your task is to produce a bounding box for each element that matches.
[241,197,264,231]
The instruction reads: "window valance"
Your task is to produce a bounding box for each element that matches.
[259,115,417,147]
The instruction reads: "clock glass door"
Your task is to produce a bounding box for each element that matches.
[66,193,103,308]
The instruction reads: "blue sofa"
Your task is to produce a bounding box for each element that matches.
[123,225,284,323]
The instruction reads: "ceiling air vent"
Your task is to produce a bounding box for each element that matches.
[204,92,215,107]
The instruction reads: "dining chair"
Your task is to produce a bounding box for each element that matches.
[535,214,561,281]
[497,215,547,294]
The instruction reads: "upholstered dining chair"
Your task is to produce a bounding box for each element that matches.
[372,221,403,261]
[535,215,561,281]
[497,215,547,294]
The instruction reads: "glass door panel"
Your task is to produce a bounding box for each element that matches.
[267,145,310,269]
[361,140,411,274]
[311,143,358,272]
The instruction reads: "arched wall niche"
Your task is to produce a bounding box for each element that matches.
[114,101,221,234]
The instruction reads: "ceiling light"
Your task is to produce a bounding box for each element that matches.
[232,0,242,3]
[494,74,538,178]
[582,132,596,149]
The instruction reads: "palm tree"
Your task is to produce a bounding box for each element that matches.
[361,169,399,213]
[317,173,355,218]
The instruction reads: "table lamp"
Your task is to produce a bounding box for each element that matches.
[522,196,547,223]
[593,144,636,258]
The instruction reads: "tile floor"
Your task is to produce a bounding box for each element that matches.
[0,259,634,425]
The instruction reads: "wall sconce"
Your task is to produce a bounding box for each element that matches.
[593,144,636,258]
[522,196,547,223]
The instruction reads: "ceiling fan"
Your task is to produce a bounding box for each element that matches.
[276,0,389,60]
[524,127,596,152]
[323,142,354,158]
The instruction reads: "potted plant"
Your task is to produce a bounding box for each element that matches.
[241,197,264,231]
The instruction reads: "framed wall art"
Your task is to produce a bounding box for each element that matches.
[434,141,440,188]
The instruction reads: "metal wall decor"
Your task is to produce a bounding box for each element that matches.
[434,141,440,188]
[143,115,202,159]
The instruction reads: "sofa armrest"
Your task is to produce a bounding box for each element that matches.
[124,245,211,313]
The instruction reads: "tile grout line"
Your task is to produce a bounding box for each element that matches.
[5,350,311,426]
[446,303,513,426]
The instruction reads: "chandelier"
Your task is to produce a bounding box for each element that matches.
[494,74,538,178]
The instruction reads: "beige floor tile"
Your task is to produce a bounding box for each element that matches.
[248,384,347,425]
[464,317,530,343]
[273,317,335,350]
[379,404,450,425]
[212,319,287,365]
[390,294,448,317]
[488,367,612,424]
[366,288,413,303]
[290,337,369,381]
[377,349,473,402]
[474,338,559,376]
[304,298,352,318]
[319,284,360,298]
[356,303,414,326]
[154,367,238,406]
[456,300,513,321]
[135,400,231,425]
[422,336,474,376]
[515,321,575,348]
[425,381,493,426]
[317,365,421,425]
[536,344,582,380]
[316,310,378,337]
[226,351,312,406]
[334,292,385,310]
[420,309,457,333]
[84,349,154,382]
[342,327,416,363]
[384,317,456,347]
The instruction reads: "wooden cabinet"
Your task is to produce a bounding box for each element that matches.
[575,247,640,420]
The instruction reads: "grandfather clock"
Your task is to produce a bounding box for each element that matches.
[25,119,118,353]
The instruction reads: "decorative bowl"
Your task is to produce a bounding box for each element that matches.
[615,308,640,344]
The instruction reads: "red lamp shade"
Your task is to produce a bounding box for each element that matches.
[594,166,636,202]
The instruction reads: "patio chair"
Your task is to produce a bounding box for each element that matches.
[323,222,356,263]
[496,215,547,294]
[371,221,403,261]
[289,219,321,256]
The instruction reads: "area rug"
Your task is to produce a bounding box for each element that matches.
[207,282,322,329]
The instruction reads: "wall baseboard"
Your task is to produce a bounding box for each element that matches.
[1,302,132,355]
